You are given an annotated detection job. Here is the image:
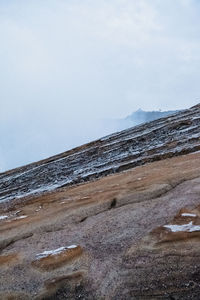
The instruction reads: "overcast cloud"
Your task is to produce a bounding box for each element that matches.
[0,0,200,171]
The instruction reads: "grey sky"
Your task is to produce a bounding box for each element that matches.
[0,0,200,171]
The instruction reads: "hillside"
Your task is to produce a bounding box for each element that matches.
[0,104,200,299]
[0,105,199,206]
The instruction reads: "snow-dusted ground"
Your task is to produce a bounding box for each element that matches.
[36,245,78,259]
[164,221,200,233]
[181,213,196,217]
[0,104,200,204]
[0,215,8,220]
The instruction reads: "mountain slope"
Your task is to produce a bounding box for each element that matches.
[0,104,200,299]
[0,104,200,206]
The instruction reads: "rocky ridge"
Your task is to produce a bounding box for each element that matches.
[0,104,200,206]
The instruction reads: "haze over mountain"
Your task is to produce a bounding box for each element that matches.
[0,108,178,173]
[1,0,200,172]
[114,108,178,131]
[126,108,178,124]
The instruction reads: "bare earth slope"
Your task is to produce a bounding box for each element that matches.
[0,105,200,299]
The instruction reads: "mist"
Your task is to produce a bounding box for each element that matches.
[1,0,200,171]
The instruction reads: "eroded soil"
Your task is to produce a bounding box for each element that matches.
[0,152,200,299]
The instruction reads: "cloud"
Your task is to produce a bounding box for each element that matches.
[0,0,200,171]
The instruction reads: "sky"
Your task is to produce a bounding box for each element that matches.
[0,0,200,171]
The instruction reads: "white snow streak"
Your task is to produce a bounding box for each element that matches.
[15,215,27,220]
[36,245,78,259]
[164,221,200,233]
[181,213,196,217]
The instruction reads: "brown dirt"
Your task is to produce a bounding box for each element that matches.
[0,152,200,299]
[32,246,83,271]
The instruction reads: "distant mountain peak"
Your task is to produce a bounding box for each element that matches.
[125,108,178,123]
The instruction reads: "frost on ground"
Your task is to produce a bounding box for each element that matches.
[0,216,8,220]
[0,215,27,222]
[36,245,78,259]
[14,216,27,220]
[164,221,200,233]
[181,213,196,217]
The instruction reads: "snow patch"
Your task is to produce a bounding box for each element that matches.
[0,215,8,220]
[164,221,200,232]
[181,213,196,217]
[67,245,77,249]
[15,215,27,220]
[36,245,78,259]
